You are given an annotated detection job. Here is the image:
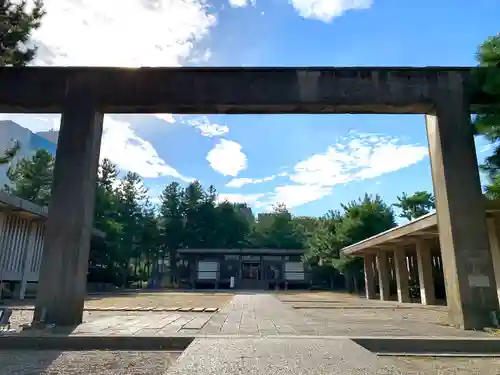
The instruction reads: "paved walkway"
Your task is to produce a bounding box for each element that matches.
[5,292,490,338]
[3,293,500,374]
[198,293,488,337]
[168,294,498,374]
[199,293,318,336]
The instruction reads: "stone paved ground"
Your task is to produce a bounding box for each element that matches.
[196,293,489,337]
[2,292,500,374]
[8,310,217,336]
[4,291,491,337]
[3,291,232,311]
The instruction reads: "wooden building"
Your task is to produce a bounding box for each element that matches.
[175,248,310,290]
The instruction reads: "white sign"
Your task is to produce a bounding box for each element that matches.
[230,276,235,288]
[197,261,218,280]
[285,262,303,273]
[468,275,491,288]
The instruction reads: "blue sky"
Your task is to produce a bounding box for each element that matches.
[2,0,499,219]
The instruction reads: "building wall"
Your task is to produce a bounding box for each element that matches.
[0,211,45,284]
[0,120,57,187]
[177,252,309,289]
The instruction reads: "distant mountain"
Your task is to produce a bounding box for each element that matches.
[36,130,59,144]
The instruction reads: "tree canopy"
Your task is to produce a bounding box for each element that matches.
[0,140,21,165]
[474,33,500,198]
[4,148,54,205]
[0,0,45,66]
[1,148,411,288]
[393,191,435,221]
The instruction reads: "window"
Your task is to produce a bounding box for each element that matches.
[224,254,240,260]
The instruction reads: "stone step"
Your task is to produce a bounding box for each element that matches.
[0,306,218,313]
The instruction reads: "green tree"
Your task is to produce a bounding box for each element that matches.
[89,158,123,283]
[473,34,500,194]
[4,148,54,205]
[336,194,396,245]
[115,171,148,285]
[0,0,45,66]
[250,203,305,249]
[0,140,20,165]
[334,194,396,277]
[181,181,205,248]
[138,198,162,284]
[304,194,396,289]
[302,211,342,266]
[159,181,185,282]
[393,191,435,221]
[215,200,252,248]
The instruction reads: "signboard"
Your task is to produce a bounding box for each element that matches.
[197,261,218,280]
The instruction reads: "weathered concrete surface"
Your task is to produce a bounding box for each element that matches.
[0,335,192,351]
[33,83,104,326]
[352,336,500,355]
[201,294,489,337]
[426,92,500,329]
[167,336,500,374]
[168,337,377,375]
[8,310,216,336]
[0,67,494,114]
[0,351,180,375]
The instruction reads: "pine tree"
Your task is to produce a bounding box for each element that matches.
[0,139,20,165]
[4,148,54,205]
[0,0,45,66]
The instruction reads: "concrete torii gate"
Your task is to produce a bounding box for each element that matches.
[0,67,498,329]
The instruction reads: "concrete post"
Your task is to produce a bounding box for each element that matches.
[33,79,103,326]
[415,240,436,306]
[486,217,500,304]
[393,248,410,303]
[363,255,376,300]
[376,252,390,301]
[426,84,499,329]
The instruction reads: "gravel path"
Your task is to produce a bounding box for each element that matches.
[0,351,180,375]
[378,356,500,374]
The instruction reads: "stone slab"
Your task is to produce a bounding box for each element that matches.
[204,308,218,312]
[182,316,211,330]
[167,337,377,375]
[0,335,193,351]
[352,337,500,355]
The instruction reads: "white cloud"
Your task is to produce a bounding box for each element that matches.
[218,193,265,205]
[228,0,256,7]
[289,0,373,22]
[154,114,176,123]
[28,0,216,67]
[206,139,247,176]
[186,116,230,137]
[226,175,276,188]
[227,133,428,211]
[290,134,428,187]
[259,184,333,209]
[14,0,216,183]
[100,116,193,180]
[2,114,193,181]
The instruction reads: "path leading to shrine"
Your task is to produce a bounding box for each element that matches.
[2,291,500,374]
